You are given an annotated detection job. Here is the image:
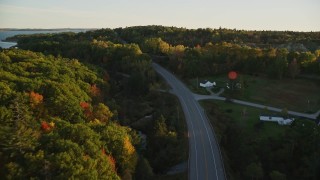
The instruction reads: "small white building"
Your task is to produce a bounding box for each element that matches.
[259,115,294,125]
[200,80,216,88]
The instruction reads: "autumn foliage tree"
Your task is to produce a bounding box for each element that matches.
[80,102,92,119]
[40,121,55,132]
[29,91,43,107]
[99,123,138,177]
[41,121,50,132]
[90,84,102,102]
[107,155,117,172]
[90,84,101,96]
[80,101,90,109]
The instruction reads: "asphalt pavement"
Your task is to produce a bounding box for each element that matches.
[152,63,226,180]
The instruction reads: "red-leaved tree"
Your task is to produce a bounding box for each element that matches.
[29,91,43,107]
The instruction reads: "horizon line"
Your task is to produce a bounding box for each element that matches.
[0,26,319,33]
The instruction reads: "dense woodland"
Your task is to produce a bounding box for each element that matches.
[11,26,320,79]
[115,26,320,51]
[1,25,320,179]
[0,50,128,179]
[116,26,320,78]
[0,28,188,179]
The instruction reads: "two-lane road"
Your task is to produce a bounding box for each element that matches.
[152,63,226,180]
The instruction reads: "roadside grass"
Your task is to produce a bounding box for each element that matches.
[211,87,221,94]
[200,100,289,140]
[191,74,320,113]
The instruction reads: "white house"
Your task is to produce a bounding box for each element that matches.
[200,80,216,88]
[259,115,294,125]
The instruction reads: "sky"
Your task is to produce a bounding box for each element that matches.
[0,0,319,31]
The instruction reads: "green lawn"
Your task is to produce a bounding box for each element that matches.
[200,100,289,140]
[190,74,320,113]
[200,91,319,180]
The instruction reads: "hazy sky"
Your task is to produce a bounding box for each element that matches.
[0,0,319,31]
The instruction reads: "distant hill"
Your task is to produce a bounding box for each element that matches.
[0,28,95,31]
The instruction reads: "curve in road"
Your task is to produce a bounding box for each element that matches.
[152,63,226,180]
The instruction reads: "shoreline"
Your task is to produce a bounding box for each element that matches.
[1,39,17,43]
[0,41,18,49]
[0,29,89,49]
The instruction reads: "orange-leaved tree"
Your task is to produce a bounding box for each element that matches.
[80,102,92,119]
[107,155,117,172]
[29,91,43,107]
[90,84,101,97]
[41,121,50,132]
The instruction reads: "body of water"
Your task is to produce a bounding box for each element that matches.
[0,29,88,49]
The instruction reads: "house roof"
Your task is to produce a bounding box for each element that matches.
[200,80,215,87]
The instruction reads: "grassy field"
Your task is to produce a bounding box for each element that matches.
[200,100,289,140]
[200,99,292,179]
[189,74,320,113]
[200,96,319,179]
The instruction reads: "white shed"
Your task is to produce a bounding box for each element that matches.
[200,80,215,88]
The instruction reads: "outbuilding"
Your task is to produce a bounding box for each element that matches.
[259,115,294,125]
[200,80,216,88]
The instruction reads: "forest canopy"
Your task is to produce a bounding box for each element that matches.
[11,26,320,79]
[0,49,138,179]
[2,25,320,179]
